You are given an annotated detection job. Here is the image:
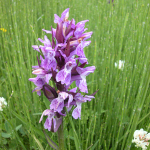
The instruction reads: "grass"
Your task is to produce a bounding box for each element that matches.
[0,0,150,149]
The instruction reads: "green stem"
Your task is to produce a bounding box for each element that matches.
[57,118,65,150]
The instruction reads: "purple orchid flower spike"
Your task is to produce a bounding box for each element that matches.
[29,8,97,141]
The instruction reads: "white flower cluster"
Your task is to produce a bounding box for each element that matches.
[132,129,150,150]
[0,97,7,111]
[115,60,125,70]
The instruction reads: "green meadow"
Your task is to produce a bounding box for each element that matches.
[0,0,150,149]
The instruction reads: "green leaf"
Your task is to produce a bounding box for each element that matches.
[43,130,58,150]
[2,138,7,145]
[11,111,28,125]
[90,140,100,150]
[32,134,44,150]
[19,126,26,136]
[32,113,42,116]
[11,110,45,138]
[5,120,12,133]
[15,124,22,131]
[1,132,12,138]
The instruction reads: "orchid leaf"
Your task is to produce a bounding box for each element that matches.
[43,130,58,150]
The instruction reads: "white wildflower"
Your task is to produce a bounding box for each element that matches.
[145,133,150,140]
[132,129,150,150]
[0,97,7,111]
[134,129,147,139]
[114,60,125,70]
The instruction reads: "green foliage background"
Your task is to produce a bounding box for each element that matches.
[0,0,150,149]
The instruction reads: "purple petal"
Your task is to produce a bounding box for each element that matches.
[67,94,73,107]
[52,28,56,38]
[76,20,89,26]
[72,102,81,119]
[32,45,40,52]
[83,41,91,48]
[65,58,76,70]
[59,92,68,100]
[65,30,74,42]
[54,14,61,24]
[32,87,41,93]
[45,47,53,52]
[35,77,45,87]
[69,87,77,93]
[42,29,52,34]
[35,89,41,96]
[32,68,46,75]
[39,109,52,123]
[29,78,36,82]
[79,79,88,93]
[81,32,93,41]
[30,77,44,87]
[54,117,62,132]
[67,105,73,112]
[76,66,96,76]
[44,35,51,47]
[44,117,54,131]
[76,43,84,56]
[50,99,59,110]
[74,25,85,38]
[59,50,67,59]
[65,73,71,85]
[38,38,44,43]
[56,70,66,83]
[79,57,88,64]
[76,80,80,87]
[45,74,52,83]
[41,57,57,71]
[56,102,64,112]
[61,8,70,21]
[84,95,95,102]
[32,66,40,69]
[50,99,64,112]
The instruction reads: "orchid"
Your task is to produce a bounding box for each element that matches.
[29,8,97,150]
